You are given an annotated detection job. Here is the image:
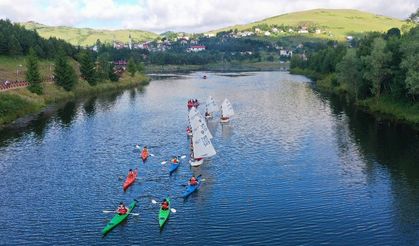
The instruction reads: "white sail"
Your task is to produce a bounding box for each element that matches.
[221,98,235,117]
[189,107,213,139]
[206,96,218,113]
[191,123,216,158]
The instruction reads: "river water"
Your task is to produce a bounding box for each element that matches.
[0,71,418,245]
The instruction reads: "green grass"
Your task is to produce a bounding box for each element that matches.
[0,73,149,127]
[358,97,419,126]
[0,93,44,125]
[0,56,55,81]
[22,21,158,46]
[214,9,406,40]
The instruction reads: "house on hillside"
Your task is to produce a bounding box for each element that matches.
[113,41,127,49]
[187,45,206,52]
[315,29,321,34]
[288,28,294,33]
[279,49,293,57]
[264,31,271,36]
[255,28,261,33]
[272,28,279,33]
[179,38,189,45]
[298,29,309,34]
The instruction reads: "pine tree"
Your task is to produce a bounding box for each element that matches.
[137,62,145,74]
[96,53,110,81]
[108,63,119,82]
[79,51,97,86]
[54,50,77,91]
[127,57,137,77]
[8,35,22,56]
[26,48,43,94]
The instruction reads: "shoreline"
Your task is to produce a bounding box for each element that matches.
[290,68,419,131]
[0,73,149,130]
[145,61,289,73]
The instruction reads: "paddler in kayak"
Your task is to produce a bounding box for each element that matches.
[128,169,135,177]
[117,202,128,215]
[161,199,169,210]
[188,175,198,186]
[171,156,179,163]
[141,146,149,161]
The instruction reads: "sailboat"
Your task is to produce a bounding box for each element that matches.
[205,96,218,119]
[220,98,234,123]
[188,107,216,166]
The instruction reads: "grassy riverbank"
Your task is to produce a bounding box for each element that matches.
[145,61,289,73]
[0,73,149,127]
[290,68,419,129]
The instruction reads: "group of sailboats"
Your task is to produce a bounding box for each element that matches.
[187,96,235,167]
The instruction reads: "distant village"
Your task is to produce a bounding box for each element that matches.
[92,24,354,64]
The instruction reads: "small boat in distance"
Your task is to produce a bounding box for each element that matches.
[203,75,207,79]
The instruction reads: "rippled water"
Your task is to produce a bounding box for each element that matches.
[0,71,418,245]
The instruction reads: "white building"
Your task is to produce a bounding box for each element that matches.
[272,28,279,33]
[204,33,216,37]
[298,29,309,34]
[279,49,293,57]
[264,31,271,36]
[188,45,206,52]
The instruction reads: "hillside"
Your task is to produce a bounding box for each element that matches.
[213,9,406,39]
[22,21,159,46]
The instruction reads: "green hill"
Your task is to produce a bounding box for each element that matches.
[214,9,406,39]
[22,21,159,46]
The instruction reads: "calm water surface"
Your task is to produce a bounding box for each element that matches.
[0,71,418,245]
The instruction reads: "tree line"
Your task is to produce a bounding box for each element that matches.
[0,19,77,58]
[290,26,419,102]
[0,19,146,94]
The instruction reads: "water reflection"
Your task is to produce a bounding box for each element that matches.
[324,92,419,244]
[83,97,97,117]
[57,101,77,126]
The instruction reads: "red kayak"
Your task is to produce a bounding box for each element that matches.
[123,169,138,191]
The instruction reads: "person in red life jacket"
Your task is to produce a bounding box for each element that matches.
[186,126,192,133]
[161,199,169,210]
[128,169,134,178]
[117,202,128,215]
[141,146,149,159]
[171,156,179,163]
[189,175,198,186]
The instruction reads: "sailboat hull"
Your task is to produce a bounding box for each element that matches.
[220,117,230,123]
[189,159,204,167]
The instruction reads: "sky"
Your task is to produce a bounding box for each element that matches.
[0,0,417,33]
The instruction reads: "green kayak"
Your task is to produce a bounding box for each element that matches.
[158,197,171,229]
[102,200,137,235]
